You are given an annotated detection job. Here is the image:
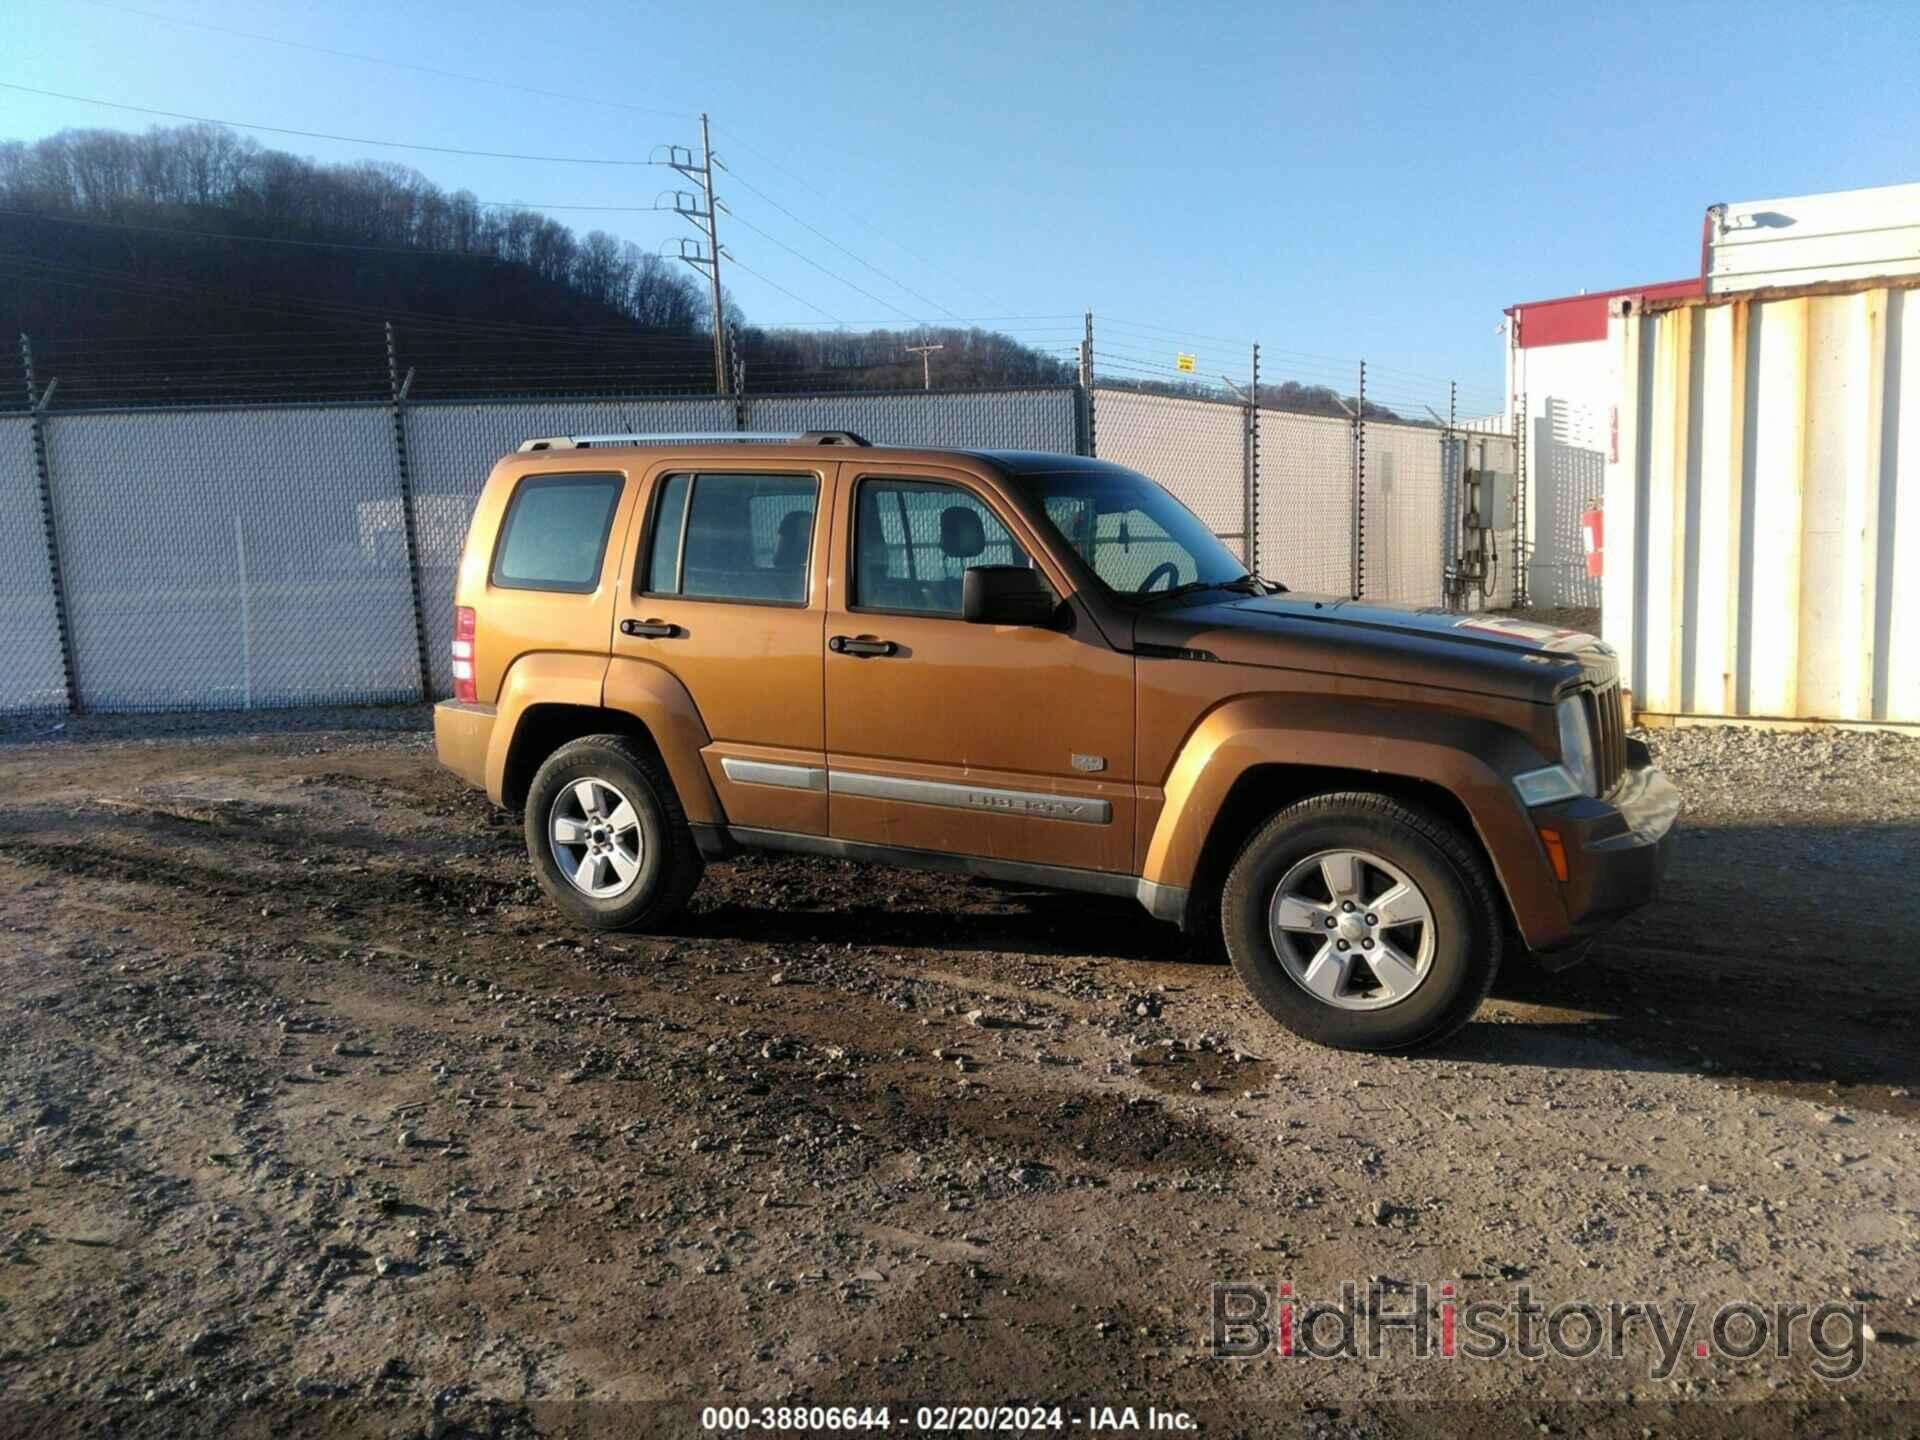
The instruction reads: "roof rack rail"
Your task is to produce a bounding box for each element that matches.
[517,429,872,452]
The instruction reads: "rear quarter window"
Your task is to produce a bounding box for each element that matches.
[491,472,624,593]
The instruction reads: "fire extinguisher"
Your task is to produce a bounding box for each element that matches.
[1580,501,1603,579]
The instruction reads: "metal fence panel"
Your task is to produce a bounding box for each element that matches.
[44,407,420,711]
[1361,420,1448,607]
[0,414,67,714]
[1090,388,1247,556]
[746,388,1078,452]
[1256,411,1354,595]
[404,396,735,693]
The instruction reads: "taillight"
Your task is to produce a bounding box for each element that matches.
[452,606,477,702]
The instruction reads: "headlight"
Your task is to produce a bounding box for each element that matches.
[1555,693,1599,797]
[1513,694,1599,806]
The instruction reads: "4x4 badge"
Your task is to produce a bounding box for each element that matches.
[1071,753,1107,773]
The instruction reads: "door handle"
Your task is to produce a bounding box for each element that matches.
[621,619,681,638]
[829,634,896,657]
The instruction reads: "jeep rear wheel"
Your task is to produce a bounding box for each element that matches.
[1221,793,1500,1052]
[524,735,702,931]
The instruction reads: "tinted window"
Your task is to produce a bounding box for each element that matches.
[491,472,623,592]
[643,473,817,604]
[853,479,1030,615]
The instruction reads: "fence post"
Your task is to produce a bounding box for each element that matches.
[1244,342,1260,571]
[20,334,79,714]
[1351,359,1367,599]
[384,322,434,701]
[729,320,748,432]
[1076,310,1096,457]
[1512,387,1528,607]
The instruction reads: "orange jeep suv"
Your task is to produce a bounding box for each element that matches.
[434,430,1677,1052]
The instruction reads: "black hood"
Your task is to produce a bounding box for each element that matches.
[1134,591,1614,703]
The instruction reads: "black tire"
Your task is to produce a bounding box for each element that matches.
[523,734,703,931]
[1220,792,1501,1053]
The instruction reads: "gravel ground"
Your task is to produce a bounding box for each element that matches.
[0,708,1915,1438]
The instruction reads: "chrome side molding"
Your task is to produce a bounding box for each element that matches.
[828,770,1111,824]
[720,757,827,791]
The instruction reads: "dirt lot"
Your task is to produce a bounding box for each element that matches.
[0,708,1916,1438]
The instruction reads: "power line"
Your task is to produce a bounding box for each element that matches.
[720,253,842,323]
[43,0,990,319]
[715,161,960,321]
[709,124,1007,312]
[0,81,667,166]
[61,0,698,121]
[0,206,514,259]
[719,209,917,323]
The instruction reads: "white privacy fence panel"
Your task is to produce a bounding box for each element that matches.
[1362,421,1448,607]
[44,407,421,711]
[0,415,67,714]
[404,397,736,694]
[1257,411,1356,596]
[1091,389,1247,557]
[746,388,1078,452]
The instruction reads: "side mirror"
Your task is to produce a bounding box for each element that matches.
[962,565,1055,626]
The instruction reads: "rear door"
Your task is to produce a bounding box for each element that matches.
[822,461,1135,874]
[611,458,836,835]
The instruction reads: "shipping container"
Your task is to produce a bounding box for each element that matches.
[1706,182,1920,294]
[1603,279,1920,726]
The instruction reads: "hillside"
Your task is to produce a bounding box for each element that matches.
[0,122,1072,405]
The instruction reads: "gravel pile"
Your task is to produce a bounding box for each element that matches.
[1647,723,1920,823]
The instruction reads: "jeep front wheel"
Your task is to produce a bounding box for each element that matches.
[524,735,703,931]
[1221,792,1500,1052]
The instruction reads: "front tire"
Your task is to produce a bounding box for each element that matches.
[524,734,703,931]
[1221,792,1501,1052]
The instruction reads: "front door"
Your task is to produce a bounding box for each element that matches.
[823,464,1135,874]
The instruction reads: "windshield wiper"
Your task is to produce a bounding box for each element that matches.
[1140,575,1255,604]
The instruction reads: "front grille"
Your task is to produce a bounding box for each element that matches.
[1590,682,1626,796]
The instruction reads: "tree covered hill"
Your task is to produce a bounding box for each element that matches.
[0,121,1392,420]
[0,122,1072,405]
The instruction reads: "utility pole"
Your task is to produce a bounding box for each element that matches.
[698,114,727,395]
[667,117,729,394]
[904,341,943,390]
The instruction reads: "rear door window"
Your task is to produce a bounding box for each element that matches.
[491,472,624,592]
[642,472,818,604]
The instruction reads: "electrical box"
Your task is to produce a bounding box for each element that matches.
[1466,468,1512,530]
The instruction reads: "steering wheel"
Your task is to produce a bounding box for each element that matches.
[1138,561,1181,594]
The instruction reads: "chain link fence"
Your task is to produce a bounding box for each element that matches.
[0,364,1517,715]
[43,407,422,712]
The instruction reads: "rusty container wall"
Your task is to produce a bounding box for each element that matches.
[1604,282,1920,725]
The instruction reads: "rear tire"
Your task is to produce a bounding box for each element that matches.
[524,734,703,931]
[1221,792,1500,1052]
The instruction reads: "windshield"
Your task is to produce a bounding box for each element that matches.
[1012,466,1253,599]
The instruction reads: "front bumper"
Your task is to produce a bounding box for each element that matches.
[1534,754,1680,949]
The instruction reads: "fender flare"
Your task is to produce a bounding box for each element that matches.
[1141,694,1568,947]
[482,652,721,827]
[601,655,722,825]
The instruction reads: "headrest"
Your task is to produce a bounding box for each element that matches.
[940,505,986,560]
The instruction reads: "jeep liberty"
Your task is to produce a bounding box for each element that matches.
[434,430,1677,1052]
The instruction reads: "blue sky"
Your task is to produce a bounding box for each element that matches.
[5,0,1918,409]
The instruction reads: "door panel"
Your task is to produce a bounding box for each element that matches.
[824,466,1136,874]
[612,461,835,834]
